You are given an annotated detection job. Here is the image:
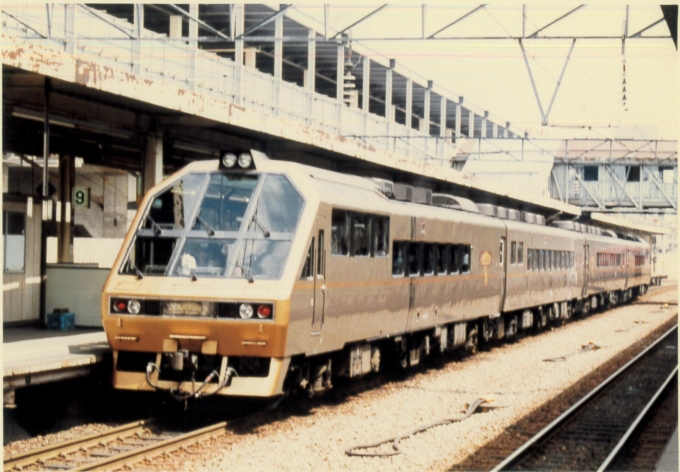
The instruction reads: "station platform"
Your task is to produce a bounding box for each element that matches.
[3,327,110,407]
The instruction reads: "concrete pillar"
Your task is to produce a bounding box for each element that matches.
[233,4,245,65]
[336,45,344,102]
[57,154,74,263]
[189,4,198,48]
[306,30,315,92]
[421,84,431,134]
[362,57,370,112]
[455,98,462,141]
[505,122,511,138]
[468,109,475,138]
[492,122,498,138]
[439,96,447,139]
[274,12,283,80]
[133,5,143,74]
[385,67,393,121]
[143,136,163,195]
[169,15,182,38]
[405,78,412,128]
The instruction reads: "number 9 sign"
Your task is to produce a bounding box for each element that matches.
[72,187,90,208]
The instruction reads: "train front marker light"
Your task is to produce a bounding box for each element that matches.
[128,299,142,315]
[113,300,127,313]
[239,303,254,319]
[222,152,237,168]
[257,305,272,319]
[237,152,253,169]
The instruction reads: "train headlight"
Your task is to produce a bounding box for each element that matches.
[257,305,272,319]
[237,152,253,169]
[222,152,237,168]
[239,303,254,319]
[128,300,142,315]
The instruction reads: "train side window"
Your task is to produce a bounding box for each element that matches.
[549,250,554,270]
[352,213,370,257]
[331,210,349,256]
[571,252,574,267]
[408,243,420,276]
[449,244,460,274]
[437,244,448,275]
[317,231,325,277]
[539,250,545,270]
[518,242,524,265]
[561,251,566,269]
[373,216,389,257]
[460,245,471,273]
[301,238,314,280]
[423,244,435,276]
[511,241,517,265]
[527,248,533,271]
[392,241,405,276]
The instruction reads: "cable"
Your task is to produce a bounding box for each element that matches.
[345,398,497,457]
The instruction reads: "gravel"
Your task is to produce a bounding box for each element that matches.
[4,285,676,471]
[182,286,677,472]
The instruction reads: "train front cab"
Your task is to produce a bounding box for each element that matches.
[102,156,323,400]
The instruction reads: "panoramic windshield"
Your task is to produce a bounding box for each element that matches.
[120,172,304,280]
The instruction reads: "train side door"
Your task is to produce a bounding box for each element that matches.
[311,217,326,335]
[582,244,589,297]
[499,236,507,312]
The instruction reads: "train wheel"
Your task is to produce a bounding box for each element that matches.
[480,319,494,344]
[506,314,518,339]
[465,325,478,354]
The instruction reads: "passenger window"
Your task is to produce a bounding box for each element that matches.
[352,213,370,257]
[460,245,471,273]
[408,243,420,276]
[437,244,448,275]
[539,250,545,270]
[550,251,554,270]
[331,210,349,256]
[392,241,405,276]
[423,244,435,275]
[301,238,314,279]
[317,231,325,277]
[511,241,517,265]
[527,248,533,271]
[372,216,389,257]
[499,240,504,265]
[449,244,460,274]
[571,252,574,267]
[518,242,524,265]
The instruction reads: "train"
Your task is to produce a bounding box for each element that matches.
[101,150,652,401]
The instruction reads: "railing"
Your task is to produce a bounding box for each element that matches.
[2,3,456,165]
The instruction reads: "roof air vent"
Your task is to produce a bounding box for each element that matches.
[477,204,498,218]
[393,183,413,202]
[553,221,575,231]
[507,209,520,221]
[535,215,545,225]
[522,212,536,224]
[370,178,395,199]
[497,207,509,219]
[412,187,433,205]
[432,194,480,213]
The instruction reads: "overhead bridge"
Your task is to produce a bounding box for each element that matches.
[2,3,577,214]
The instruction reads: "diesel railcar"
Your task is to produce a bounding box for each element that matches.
[101,151,651,401]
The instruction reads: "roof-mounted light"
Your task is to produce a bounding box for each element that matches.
[222,152,237,168]
[238,152,253,169]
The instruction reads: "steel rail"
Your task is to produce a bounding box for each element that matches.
[597,366,678,472]
[3,419,157,471]
[491,323,678,472]
[73,421,230,471]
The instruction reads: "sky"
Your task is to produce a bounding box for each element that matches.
[288,3,678,142]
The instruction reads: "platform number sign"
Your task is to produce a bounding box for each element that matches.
[72,187,90,208]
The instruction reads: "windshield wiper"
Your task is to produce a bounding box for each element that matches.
[195,215,216,236]
[145,216,163,235]
[129,261,144,279]
[235,261,254,283]
[250,213,270,238]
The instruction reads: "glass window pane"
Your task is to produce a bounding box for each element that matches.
[518,242,524,264]
[317,231,325,276]
[235,239,292,280]
[149,173,207,231]
[392,241,405,276]
[424,244,435,275]
[460,246,470,273]
[301,239,314,279]
[124,237,179,275]
[449,244,459,274]
[251,174,304,234]
[408,243,420,276]
[437,244,447,274]
[511,241,516,264]
[331,210,349,255]
[194,173,258,233]
[372,216,389,257]
[175,238,234,277]
[4,235,25,272]
[352,213,370,257]
[527,248,532,270]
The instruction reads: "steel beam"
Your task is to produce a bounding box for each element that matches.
[274,12,283,80]
[630,18,665,38]
[573,171,604,209]
[330,4,388,40]
[336,44,344,102]
[240,4,293,39]
[362,56,370,111]
[527,5,585,38]
[604,164,640,209]
[439,96,447,139]
[642,166,677,209]
[306,29,315,92]
[385,67,393,121]
[405,78,413,129]
[422,87,431,135]
[427,4,486,39]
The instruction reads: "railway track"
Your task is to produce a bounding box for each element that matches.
[492,324,678,472]
[3,417,237,471]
